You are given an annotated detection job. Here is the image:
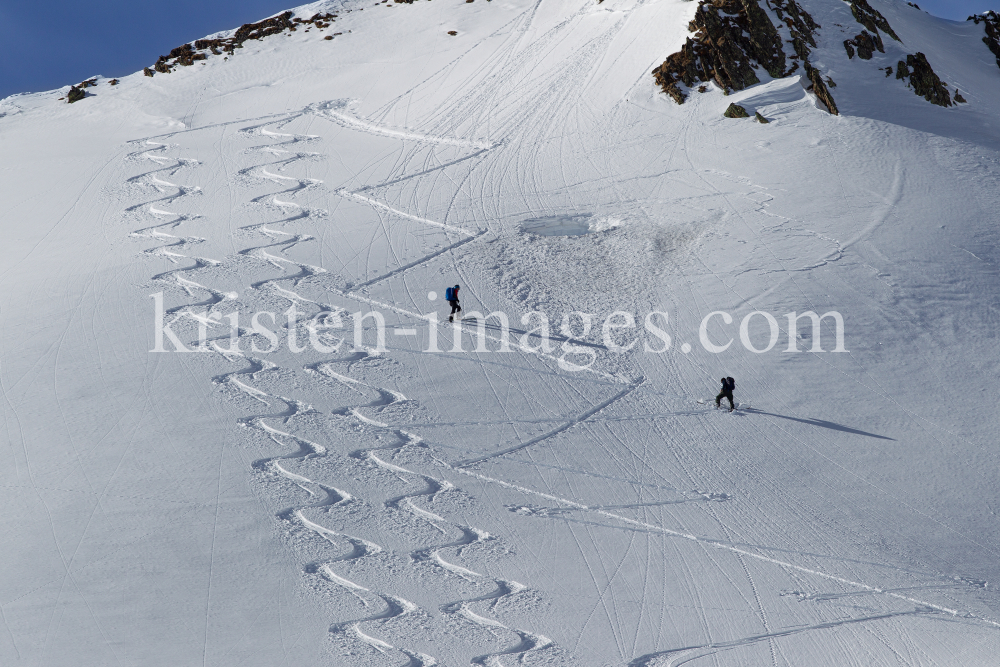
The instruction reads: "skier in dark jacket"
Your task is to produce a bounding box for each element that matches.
[715,376,735,412]
[447,284,461,322]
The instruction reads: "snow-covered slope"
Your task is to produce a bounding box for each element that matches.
[2,0,999,665]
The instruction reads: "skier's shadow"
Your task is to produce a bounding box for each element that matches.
[742,408,895,440]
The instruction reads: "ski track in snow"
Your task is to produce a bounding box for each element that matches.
[311,98,489,238]
[314,99,495,150]
[234,112,558,663]
[123,114,556,664]
[118,131,438,664]
[243,387,439,665]
[453,377,645,468]
[126,140,238,323]
[313,360,556,665]
[227,122,448,664]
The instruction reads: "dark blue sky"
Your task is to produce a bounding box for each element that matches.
[1,0,996,100]
[916,0,997,21]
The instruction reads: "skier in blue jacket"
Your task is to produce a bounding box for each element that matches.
[446,284,461,322]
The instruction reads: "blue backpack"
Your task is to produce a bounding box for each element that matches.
[445,287,455,301]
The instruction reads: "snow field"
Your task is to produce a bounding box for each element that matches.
[2,0,1000,665]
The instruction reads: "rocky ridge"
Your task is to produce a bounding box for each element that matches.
[653,0,981,116]
[841,2,962,108]
[847,0,899,42]
[145,11,339,76]
[843,29,883,60]
[652,0,838,114]
[54,1,482,103]
[969,11,1000,71]
[895,52,953,107]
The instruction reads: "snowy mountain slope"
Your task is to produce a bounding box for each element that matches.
[2,0,1000,665]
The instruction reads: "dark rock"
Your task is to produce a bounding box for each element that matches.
[144,68,154,77]
[955,91,967,103]
[742,0,787,76]
[789,28,811,62]
[697,85,708,93]
[906,53,952,106]
[968,12,1000,70]
[233,11,294,42]
[884,66,892,77]
[848,0,900,42]
[843,30,883,60]
[806,64,838,115]
[781,0,821,68]
[782,0,819,37]
[165,44,197,66]
[755,111,769,123]
[724,103,750,118]
[895,52,952,106]
[109,79,120,85]
[652,38,696,103]
[652,0,781,101]
[447,30,458,35]
[168,44,193,58]
[325,35,333,40]
[653,0,835,114]
[67,86,85,103]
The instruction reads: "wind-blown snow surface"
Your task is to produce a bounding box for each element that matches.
[2,0,1000,665]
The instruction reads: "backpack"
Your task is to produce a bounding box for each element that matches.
[726,377,735,391]
[445,287,454,301]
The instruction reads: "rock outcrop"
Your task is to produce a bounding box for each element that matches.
[896,52,952,107]
[775,0,819,67]
[841,1,960,109]
[65,78,99,103]
[803,66,837,115]
[968,12,1000,71]
[848,0,900,42]
[149,11,341,74]
[652,0,786,104]
[843,30,883,60]
[652,0,837,114]
[724,103,751,118]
